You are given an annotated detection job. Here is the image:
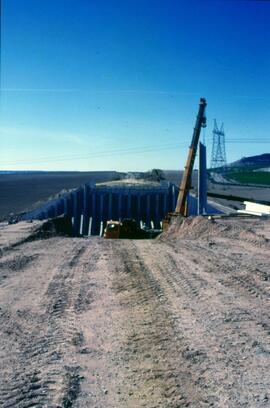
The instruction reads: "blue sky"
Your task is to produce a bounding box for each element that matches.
[1,0,269,171]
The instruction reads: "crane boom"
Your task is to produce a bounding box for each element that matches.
[175,97,207,215]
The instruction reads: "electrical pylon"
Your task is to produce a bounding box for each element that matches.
[211,119,227,168]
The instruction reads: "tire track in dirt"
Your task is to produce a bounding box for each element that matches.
[108,240,206,407]
[1,218,269,407]
[161,237,270,308]
[0,239,99,408]
[0,254,39,286]
[148,239,270,406]
[140,242,234,405]
[148,246,229,404]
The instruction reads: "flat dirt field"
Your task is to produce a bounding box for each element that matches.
[0,216,270,407]
[0,172,121,221]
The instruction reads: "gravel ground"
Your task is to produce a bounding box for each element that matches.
[0,217,269,407]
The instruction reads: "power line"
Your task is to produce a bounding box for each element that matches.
[0,138,269,167]
[0,143,185,166]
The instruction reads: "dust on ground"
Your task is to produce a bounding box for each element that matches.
[0,216,269,407]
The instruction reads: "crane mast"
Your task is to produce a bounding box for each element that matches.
[175,97,207,215]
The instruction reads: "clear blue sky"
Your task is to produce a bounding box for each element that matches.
[1,0,269,171]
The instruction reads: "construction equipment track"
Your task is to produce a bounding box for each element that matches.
[0,220,269,407]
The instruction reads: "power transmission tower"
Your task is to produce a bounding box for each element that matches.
[211,119,227,168]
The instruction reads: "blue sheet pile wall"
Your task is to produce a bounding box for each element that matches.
[21,181,222,236]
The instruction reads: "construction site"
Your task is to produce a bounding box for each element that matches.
[0,98,270,408]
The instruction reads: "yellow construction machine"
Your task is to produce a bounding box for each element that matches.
[104,218,161,239]
[163,97,207,231]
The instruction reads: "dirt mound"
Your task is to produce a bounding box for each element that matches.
[161,215,269,246]
[28,217,73,239]
[8,217,73,250]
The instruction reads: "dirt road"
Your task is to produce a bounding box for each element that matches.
[0,218,269,407]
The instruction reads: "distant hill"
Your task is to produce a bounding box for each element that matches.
[210,153,270,186]
[228,153,270,169]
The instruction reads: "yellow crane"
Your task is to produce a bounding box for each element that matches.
[163,98,207,231]
[175,97,207,215]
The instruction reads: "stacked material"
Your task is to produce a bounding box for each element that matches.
[238,201,270,216]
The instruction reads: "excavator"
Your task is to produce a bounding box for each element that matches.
[163,97,207,230]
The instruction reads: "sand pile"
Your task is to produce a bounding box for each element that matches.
[161,215,269,247]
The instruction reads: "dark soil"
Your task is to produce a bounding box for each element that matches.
[0,171,122,221]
